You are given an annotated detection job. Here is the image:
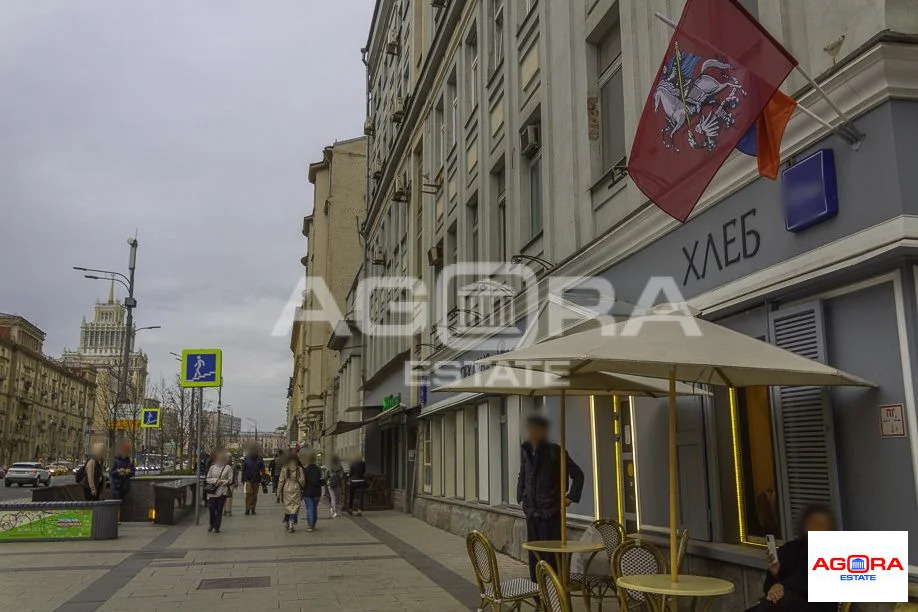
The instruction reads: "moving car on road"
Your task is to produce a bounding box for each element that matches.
[4,462,52,487]
[48,462,72,476]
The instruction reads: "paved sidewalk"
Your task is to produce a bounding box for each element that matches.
[0,494,532,612]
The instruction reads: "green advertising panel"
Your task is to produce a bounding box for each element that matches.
[0,509,93,540]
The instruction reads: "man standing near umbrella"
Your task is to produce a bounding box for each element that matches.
[517,414,584,581]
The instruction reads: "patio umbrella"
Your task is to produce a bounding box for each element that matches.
[434,365,710,543]
[480,310,875,580]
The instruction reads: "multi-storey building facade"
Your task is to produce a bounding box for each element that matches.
[289,138,367,446]
[359,0,918,607]
[0,314,96,466]
[61,284,150,448]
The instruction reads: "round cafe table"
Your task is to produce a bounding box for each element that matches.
[522,540,606,610]
[615,574,734,612]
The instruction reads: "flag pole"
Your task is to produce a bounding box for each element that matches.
[652,12,864,149]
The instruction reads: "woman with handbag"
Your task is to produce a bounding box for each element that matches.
[205,450,233,534]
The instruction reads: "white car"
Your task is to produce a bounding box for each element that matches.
[4,462,52,487]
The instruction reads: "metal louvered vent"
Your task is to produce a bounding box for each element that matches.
[769,303,840,537]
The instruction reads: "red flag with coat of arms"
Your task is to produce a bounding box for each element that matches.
[628,0,798,222]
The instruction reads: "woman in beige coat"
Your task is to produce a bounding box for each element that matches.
[277,454,305,532]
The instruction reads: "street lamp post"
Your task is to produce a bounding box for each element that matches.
[75,237,140,456]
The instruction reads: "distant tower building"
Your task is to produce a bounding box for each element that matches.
[61,281,150,448]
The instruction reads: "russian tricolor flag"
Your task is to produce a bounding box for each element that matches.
[736,90,798,180]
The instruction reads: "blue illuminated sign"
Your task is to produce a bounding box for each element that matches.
[782,149,839,233]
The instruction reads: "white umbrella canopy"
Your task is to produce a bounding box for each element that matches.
[480,312,875,388]
[433,365,710,397]
[479,309,875,582]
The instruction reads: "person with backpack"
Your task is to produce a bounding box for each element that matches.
[346,454,367,517]
[79,443,107,501]
[270,449,283,501]
[205,450,233,534]
[109,441,136,521]
[517,415,584,582]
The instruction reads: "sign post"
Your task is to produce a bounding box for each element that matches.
[179,349,222,526]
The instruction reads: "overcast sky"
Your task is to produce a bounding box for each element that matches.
[0,1,373,431]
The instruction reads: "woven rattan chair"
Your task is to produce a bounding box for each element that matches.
[536,561,571,612]
[568,519,626,612]
[466,530,539,612]
[612,539,667,611]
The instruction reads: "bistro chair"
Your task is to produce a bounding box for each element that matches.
[663,529,691,610]
[466,530,539,612]
[568,518,626,612]
[612,539,667,611]
[536,560,572,612]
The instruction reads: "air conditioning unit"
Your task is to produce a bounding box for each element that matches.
[386,29,400,55]
[394,176,410,201]
[363,117,375,136]
[521,124,541,158]
[372,248,387,266]
[371,161,383,181]
[431,0,447,8]
[391,96,407,124]
[427,244,444,267]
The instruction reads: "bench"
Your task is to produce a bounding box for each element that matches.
[0,500,120,542]
[153,479,197,525]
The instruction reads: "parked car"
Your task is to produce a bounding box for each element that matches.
[4,462,52,487]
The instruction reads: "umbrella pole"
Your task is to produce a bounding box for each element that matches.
[669,366,678,582]
[560,390,567,544]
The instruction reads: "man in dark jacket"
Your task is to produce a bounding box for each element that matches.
[109,441,136,521]
[271,449,283,500]
[517,415,584,581]
[241,446,265,515]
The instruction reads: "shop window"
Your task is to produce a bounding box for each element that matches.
[422,420,432,494]
[734,386,783,542]
[500,399,510,503]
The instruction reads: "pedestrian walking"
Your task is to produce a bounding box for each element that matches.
[271,449,283,501]
[746,505,837,612]
[302,452,323,532]
[79,443,107,501]
[109,441,135,523]
[326,455,344,518]
[241,445,265,515]
[346,453,367,517]
[517,415,584,582]
[205,450,233,534]
[277,453,305,532]
[224,457,239,517]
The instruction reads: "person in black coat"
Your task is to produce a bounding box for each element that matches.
[746,504,837,612]
[301,452,323,532]
[517,414,584,582]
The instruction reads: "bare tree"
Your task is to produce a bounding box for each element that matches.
[159,375,193,469]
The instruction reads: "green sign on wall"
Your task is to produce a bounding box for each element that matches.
[382,394,402,411]
[0,509,93,540]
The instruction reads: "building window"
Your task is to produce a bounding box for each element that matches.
[466,26,479,116]
[495,166,507,261]
[738,0,758,19]
[489,0,504,73]
[529,155,543,238]
[598,23,625,175]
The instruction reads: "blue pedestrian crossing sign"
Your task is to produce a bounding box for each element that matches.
[180,348,223,388]
[141,407,161,429]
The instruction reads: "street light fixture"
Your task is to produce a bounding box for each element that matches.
[74,237,140,455]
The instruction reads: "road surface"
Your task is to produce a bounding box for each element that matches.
[0,474,76,502]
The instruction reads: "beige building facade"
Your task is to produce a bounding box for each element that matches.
[289,137,367,447]
[0,314,96,467]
